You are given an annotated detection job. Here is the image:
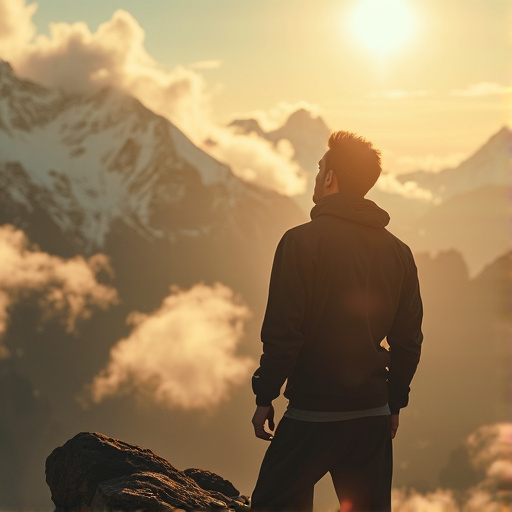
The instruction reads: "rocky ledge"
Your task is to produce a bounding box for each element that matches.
[45,432,249,511]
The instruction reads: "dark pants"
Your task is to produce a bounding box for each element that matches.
[251,415,392,512]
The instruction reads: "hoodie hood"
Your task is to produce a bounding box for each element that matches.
[310,192,390,228]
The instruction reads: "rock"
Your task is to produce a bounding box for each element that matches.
[183,469,239,498]
[45,432,241,511]
[92,472,226,512]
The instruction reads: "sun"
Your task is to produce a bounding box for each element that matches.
[349,0,415,57]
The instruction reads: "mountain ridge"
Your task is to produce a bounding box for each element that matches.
[0,62,305,258]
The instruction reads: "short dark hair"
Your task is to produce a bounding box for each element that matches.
[325,131,382,196]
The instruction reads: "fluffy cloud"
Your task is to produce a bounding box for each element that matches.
[392,489,459,512]
[374,173,434,202]
[87,283,254,410]
[10,8,214,142]
[451,82,512,97]
[466,423,512,499]
[0,0,36,60]
[392,423,512,512]
[0,225,118,358]
[204,131,307,196]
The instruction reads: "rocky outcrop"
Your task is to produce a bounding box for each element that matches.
[45,432,248,511]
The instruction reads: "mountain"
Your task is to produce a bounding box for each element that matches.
[229,109,331,211]
[367,126,511,275]
[396,126,511,202]
[0,60,305,306]
[229,108,330,173]
[406,184,509,275]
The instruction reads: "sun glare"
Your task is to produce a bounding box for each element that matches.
[349,0,415,57]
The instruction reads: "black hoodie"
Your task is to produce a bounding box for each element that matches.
[252,192,423,414]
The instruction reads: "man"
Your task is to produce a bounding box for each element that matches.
[251,131,423,512]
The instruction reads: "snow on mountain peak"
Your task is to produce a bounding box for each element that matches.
[0,63,252,251]
[396,126,511,202]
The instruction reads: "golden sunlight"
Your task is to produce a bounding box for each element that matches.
[349,0,415,56]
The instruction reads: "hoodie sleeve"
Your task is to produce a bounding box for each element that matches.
[252,230,312,406]
[386,246,423,414]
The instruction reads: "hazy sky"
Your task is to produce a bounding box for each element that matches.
[24,0,510,173]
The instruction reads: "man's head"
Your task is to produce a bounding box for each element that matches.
[313,131,382,203]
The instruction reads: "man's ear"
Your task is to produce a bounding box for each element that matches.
[326,169,337,189]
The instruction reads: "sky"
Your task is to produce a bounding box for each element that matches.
[1,0,510,174]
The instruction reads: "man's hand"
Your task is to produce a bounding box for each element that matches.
[252,405,275,441]
[390,414,399,439]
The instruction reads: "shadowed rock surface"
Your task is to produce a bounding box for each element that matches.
[46,432,245,511]
[183,469,239,498]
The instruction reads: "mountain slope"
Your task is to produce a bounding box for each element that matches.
[397,126,511,201]
[0,61,306,305]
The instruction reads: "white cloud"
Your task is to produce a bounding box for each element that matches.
[451,82,512,97]
[374,173,434,202]
[3,5,213,144]
[0,225,118,357]
[466,423,512,487]
[203,130,307,196]
[87,283,254,410]
[0,0,36,60]
[392,489,459,512]
[391,423,512,512]
[393,152,467,173]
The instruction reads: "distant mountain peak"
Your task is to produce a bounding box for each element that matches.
[228,118,264,137]
[278,108,330,135]
[396,125,511,203]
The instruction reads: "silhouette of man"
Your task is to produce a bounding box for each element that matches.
[251,131,423,512]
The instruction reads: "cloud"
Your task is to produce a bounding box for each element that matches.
[369,89,430,100]
[374,173,434,202]
[393,152,467,173]
[451,82,512,97]
[87,283,254,410]
[203,130,307,196]
[467,423,512,489]
[391,489,459,512]
[2,5,213,143]
[0,0,36,60]
[0,225,118,358]
[391,423,512,512]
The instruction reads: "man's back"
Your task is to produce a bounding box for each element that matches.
[259,192,422,413]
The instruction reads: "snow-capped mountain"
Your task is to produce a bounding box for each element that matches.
[0,61,304,257]
[397,126,511,202]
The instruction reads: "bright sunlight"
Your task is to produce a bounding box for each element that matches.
[349,0,415,57]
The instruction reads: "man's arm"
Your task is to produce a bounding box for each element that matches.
[251,231,312,428]
[387,248,423,415]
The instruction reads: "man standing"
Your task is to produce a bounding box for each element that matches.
[251,131,423,512]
